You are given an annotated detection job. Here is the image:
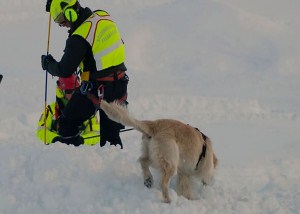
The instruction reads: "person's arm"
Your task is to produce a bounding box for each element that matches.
[47,35,88,77]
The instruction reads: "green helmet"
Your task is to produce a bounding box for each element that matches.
[50,0,77,23]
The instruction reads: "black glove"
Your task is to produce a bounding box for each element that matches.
[41,54,54,71]
[46,0,52,12]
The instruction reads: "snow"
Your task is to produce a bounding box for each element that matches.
[0,0,299,213]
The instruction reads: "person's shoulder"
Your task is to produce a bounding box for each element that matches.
[67,34,87,45]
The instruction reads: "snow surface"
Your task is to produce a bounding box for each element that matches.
[0,0,299,213]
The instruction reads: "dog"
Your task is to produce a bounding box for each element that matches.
[100,100,218,203]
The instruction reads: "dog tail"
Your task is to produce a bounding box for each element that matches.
[100,100,152,135]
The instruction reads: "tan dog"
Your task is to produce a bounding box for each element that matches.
[100,100,218,203]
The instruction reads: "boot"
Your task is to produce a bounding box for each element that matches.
[108,135,123,149]
[53,136,84,147]
[66,136,84,147]
[100,138,107,147]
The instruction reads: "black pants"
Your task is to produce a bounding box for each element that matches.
[98,76,128,144]
[58,75,128,146]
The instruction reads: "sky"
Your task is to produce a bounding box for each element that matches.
[0,0,299,213]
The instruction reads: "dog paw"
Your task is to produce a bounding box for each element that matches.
[163,198,171,203]
[144,177,152,188]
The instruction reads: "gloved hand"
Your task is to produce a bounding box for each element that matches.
[80,81,93,95]
[46,0,52,12]
[41,54,55,71]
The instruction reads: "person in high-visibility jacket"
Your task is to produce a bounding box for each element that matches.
[36,75,100,146]
[41,0,128,148]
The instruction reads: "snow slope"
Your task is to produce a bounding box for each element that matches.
[0,0,299,213]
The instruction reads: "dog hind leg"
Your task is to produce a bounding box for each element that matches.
[160,159,176,203]
[139,156,153,188]
[154,137,179,203]
[176,173,192,200]
[139,134,153,188]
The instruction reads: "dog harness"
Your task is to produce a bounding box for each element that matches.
[194,127,207,170]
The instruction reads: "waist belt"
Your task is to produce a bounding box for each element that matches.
[95,71,125,82]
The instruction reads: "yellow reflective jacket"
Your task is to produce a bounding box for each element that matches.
[36,102,100,145]
[73,10,125,72]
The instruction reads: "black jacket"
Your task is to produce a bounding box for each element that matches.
[47,7,126,78]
